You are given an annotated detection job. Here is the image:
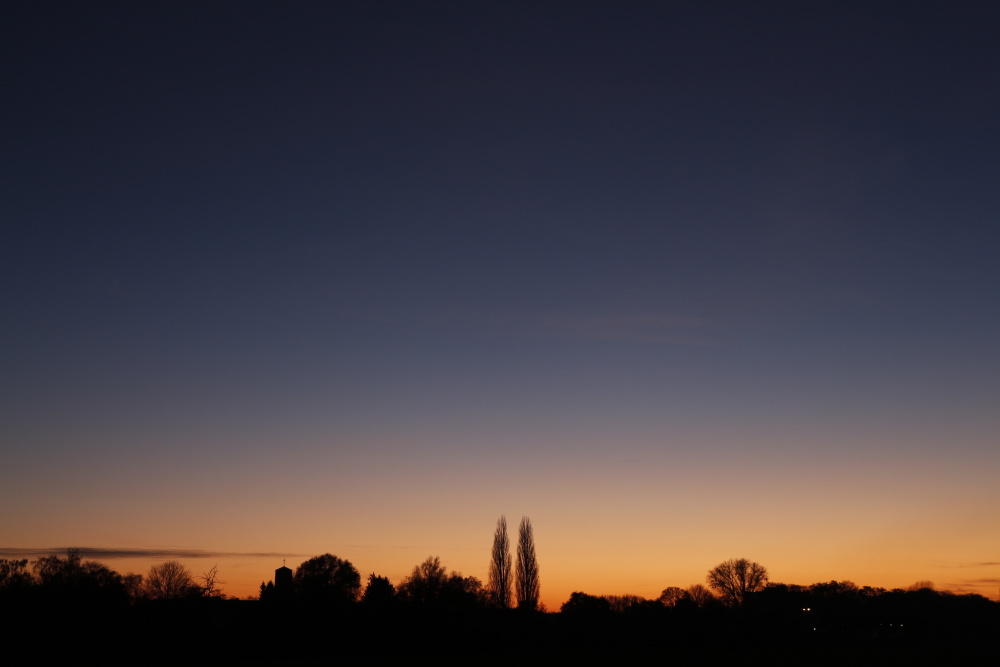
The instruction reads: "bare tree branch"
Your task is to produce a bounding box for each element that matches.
[706,558,768,606]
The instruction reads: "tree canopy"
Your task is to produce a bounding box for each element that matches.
[706,558,768,606]
[145,561,196,600]
[293,554,361,606]
[487,515,512,609]
[397,556,485,611]
[361,573,396,610]
[515,517,539,610]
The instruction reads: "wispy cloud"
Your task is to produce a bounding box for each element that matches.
[0,547,293,560]
[939,579,1000,597]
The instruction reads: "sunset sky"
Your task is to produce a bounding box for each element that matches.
[3,2,998,607]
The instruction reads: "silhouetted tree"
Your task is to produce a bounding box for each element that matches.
[361,573,396,610]
[31,550,127,608]
[199,565,224,598]
[0,558,33,610]
[122,573,144,602]
[606,594,647,614]
[398,556,447,606]
[560,591,611,616]
[907,580,935,592]
[859,585,887,598]
[706,558,768,606]
[397,556,485,611]
[259,580,276,602]
[145,561,196,600]
[658,586,687,607]
[685,584,717,609]
[515,516,539,610]
[810,580,858,597]
[488,515,512,609]
[293,554,361,606]
[0,558,31,592]
[447,572,486,609]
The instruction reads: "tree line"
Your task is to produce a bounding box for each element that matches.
[2,520,997,663]
[257,515,540,613]
[0,549,222,607]
[2,525,994,618]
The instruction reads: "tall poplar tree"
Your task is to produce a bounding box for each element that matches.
[487,515,512,609]
[515,516,539,610]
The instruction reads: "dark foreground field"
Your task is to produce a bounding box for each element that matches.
[6,597,995,666]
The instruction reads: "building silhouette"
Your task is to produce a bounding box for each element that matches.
[275,562,293,600]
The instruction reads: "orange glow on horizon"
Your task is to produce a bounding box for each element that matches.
[69,550,999,609]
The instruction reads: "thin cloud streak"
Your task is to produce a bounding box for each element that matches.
[0,547,294,560]
[940,580,1000,596]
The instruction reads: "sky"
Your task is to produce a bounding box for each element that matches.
[2,1,999,607]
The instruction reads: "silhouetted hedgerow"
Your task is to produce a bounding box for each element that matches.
[3,550,998,664]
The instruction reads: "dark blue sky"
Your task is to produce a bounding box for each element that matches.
[3,2,999,600]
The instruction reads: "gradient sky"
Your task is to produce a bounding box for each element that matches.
[3,2,999,606]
